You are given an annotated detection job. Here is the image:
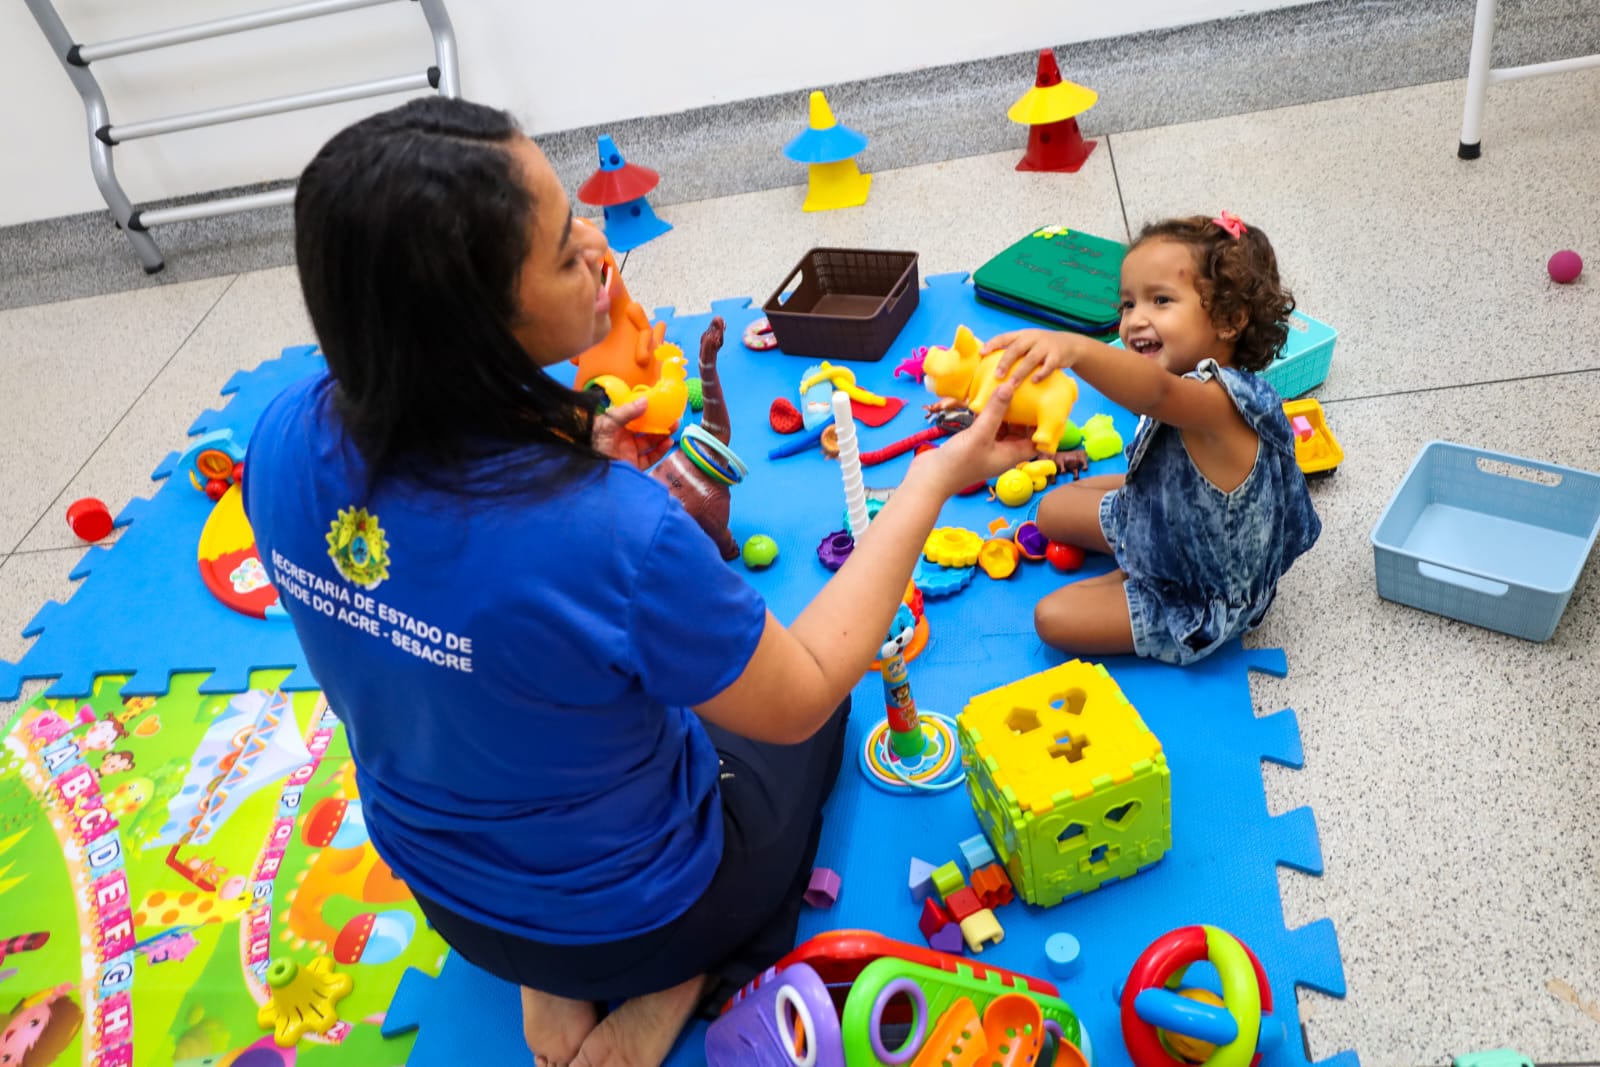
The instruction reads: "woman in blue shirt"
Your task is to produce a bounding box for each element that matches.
[244,97,1033,1067]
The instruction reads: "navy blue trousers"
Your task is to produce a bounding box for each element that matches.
[412,697,851,1015]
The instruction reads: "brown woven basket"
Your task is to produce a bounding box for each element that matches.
[761,248,920,362]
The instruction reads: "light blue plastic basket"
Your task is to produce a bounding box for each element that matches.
[1259,310,1338,398]
[1370,442,1600,641]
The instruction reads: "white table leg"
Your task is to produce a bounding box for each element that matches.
[1459,0,1498,158]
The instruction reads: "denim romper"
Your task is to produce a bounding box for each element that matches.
[1098,360,1322,665]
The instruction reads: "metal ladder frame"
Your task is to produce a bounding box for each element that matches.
[1458,0,1600,158]
[26,0,459,273]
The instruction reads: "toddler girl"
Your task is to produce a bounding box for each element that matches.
[986,213,1322,665]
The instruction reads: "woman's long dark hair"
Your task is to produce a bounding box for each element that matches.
[294,96,602,495]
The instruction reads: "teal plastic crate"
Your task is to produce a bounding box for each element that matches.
[1260,310,1337,398]
[1370,443,1600,641]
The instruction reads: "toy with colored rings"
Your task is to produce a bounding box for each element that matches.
[679,439,737,486]
[681,424,748,478]
[1120,925,1283,1067]
[744,317,779,350]
[860,711,963,794]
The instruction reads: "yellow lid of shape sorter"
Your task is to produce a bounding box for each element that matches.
[958,659,1162,815]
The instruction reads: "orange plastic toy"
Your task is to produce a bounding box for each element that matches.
[570,221,669,394]
[909,993,1046,1067]
[587,342,690,434]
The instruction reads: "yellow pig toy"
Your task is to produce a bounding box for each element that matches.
[921,325,1078,452]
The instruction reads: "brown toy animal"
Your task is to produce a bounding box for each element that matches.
[653,317,740,561]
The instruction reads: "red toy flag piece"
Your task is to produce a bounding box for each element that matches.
[851,394,905,427]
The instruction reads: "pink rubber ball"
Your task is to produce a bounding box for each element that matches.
[1548,250,1583,284]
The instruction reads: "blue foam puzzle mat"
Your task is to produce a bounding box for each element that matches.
[0,267,1353,1065]
[0,343,327,699]
[381,273,1355,1067]
[384,948,530,1065]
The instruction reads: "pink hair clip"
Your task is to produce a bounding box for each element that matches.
[1212,211,1248,239]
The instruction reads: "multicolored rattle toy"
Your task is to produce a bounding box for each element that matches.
[1121,925,1285,1067]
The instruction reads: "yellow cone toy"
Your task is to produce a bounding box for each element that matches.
[784,90,872,212]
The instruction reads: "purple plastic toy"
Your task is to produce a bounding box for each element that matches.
[804,867,842,908]
[704,961,845,1067]
[1014,521,1049,560]
[817,529,855,571]
[928,923,965,955]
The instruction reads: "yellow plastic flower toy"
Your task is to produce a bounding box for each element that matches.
[924,527,984,568]
[257,956,353,1048]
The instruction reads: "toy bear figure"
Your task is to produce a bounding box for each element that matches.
[921,324,1078,452]
[652,318,740,561]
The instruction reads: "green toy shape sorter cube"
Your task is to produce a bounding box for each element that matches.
[957,659,1170,907]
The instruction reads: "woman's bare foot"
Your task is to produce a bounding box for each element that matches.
[570,974,706,1067]
[521,986,599,1067]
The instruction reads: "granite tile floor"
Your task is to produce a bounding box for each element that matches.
[4,69,1600,1067]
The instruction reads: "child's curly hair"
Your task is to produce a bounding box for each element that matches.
[1132,215,1295,373]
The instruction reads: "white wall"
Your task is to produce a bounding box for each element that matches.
[0,0,1314,227]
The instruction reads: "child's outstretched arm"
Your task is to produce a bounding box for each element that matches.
[985,329,1243,435]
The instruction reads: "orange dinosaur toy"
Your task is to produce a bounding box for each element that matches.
[571,220,668,393]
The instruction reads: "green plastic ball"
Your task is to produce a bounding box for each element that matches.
[742,534,779,569]
[1058,419,1083,450]
[686,377,704,412]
